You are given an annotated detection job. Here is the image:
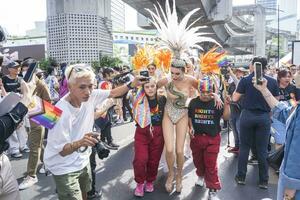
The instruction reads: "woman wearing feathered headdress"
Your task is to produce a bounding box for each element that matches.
[146,0,222,193]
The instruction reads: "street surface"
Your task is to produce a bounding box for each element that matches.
[12,122,278,200]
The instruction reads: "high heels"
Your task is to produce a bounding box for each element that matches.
[176,173,183,193]
[165,173,174,193]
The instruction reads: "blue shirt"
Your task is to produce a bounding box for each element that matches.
[236,73,279,112]
[272,102,300,190]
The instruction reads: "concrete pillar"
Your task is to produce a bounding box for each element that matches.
[254,5,266,56]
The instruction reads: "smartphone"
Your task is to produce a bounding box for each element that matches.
[139,70,150,81]
[23,62,38,82]
[254,62,263,85]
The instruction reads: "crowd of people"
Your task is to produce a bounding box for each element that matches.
[1,0,300,200]
[1,54,300,200]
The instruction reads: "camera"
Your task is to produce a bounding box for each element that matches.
[112,70,132,85]
[220,67,228,75]
[94,141,110,159]
[139,70,150,82]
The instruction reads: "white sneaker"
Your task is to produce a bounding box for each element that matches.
[19,176,38,190]
[195,176,204,187]
[208,189,219,200]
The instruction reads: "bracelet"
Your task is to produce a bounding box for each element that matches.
[126,81,134,89]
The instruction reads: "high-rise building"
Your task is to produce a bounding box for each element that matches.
[47,0,113,64]
[111,0,125,31]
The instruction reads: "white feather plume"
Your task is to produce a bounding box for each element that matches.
[145,0,220,58]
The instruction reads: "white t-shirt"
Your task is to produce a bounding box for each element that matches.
[44,89,110,175]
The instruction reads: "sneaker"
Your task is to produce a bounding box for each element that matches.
[235,176,246,185]
[21,147,30,153]
[195,176,204,187]
[227,147,239,154]
[145,182,154,193]
[134,183,144,197]
[11,152,23,159]
[109,142,119,148]
[87,190,102,199]
[103,142,118,150]
[116,119,124,124]
[19,176,38,190]
[248,157,258,165]
[258,181,268,189]
[208,189,219,200]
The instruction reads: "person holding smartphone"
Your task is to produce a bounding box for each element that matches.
[233,56,280,189]
[132,78,166,197]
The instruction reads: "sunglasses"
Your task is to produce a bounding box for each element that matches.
[67,65,92,80]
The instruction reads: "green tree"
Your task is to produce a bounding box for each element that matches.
[39,57,58,71]
[97,55,122,69]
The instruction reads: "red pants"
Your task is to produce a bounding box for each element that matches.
[133,125,164,184]
[190,134,221,190]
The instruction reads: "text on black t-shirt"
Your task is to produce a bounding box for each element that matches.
[188,98,223,137]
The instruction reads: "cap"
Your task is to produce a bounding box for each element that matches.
[198,77,214,93]
[6,61,20,68]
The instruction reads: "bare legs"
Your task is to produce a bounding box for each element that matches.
[175,115,188,192]
[163,112,175,192]
[162,112,188,193]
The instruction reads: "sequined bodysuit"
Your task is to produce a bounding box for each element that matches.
[165,82,189,124]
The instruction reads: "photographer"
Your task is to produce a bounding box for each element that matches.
[43,63,146,200]
[0,80,34,200]
[227,67,247,153]
[233,56,280,189]
[96,68,119,149]
[2,61,29,158]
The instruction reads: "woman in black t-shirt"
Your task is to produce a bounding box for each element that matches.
[271,69,298,148]
[132,79,166,197]
[277,69,297,102]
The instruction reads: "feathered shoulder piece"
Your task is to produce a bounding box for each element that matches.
[199,47,228,74]
[154,49,172,73]
[146,0,220,59]
[132,45,155,71]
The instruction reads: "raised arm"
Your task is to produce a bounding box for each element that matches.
[253,78,279,109]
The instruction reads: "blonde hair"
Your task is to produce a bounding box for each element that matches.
[65,63,95,85]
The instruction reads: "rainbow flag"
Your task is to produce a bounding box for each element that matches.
[288,99,298,107]
[217,54,229,67]
[29,97,62,129]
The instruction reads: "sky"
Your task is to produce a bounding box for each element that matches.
[0,0,298,36]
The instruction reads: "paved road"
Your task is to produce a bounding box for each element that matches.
[11,122,278,200]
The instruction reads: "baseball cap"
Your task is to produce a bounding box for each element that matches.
[6,61,20,68]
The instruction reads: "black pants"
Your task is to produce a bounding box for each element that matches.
[88,148,97,195]
[122,95,133,121]
[237,109,271,182]
[100,123,112,144]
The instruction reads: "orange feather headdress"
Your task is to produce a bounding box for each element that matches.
[199,47,228,74]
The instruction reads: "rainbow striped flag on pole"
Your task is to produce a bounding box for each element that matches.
[28,96,62,129]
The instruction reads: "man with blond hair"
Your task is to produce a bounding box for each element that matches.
[44,63,146,200]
